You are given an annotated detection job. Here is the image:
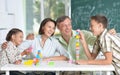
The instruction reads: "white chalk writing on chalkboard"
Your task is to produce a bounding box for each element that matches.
[71,0,120,32]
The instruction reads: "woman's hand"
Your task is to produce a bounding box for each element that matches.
[43,58,51,61]
[1,42,8,50]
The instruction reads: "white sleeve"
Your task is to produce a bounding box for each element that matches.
[18,40,33,52]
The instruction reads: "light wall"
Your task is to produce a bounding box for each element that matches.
[0,0,25,43]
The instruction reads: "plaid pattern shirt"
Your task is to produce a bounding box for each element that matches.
[0,41,22,67]
[92,29,120,75]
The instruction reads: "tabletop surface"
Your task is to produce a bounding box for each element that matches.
[1,61,115,71]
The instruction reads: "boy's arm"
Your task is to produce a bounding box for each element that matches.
[88,52,112,65]
[79,31,97,59]
[81,30,96,46]
[76,52,112,65]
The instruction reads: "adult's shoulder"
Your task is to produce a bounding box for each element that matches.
[80,30,93,35]
[54,32,61,39]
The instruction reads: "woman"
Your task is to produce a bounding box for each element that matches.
[12,18,67,61]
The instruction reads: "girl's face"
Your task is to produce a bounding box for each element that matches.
[12,32,23,46]
[42,21,55,37]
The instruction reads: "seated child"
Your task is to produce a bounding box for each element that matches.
[0,28,29,67]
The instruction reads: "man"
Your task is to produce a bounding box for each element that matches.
[76,15,120,75]
[55,16,96,75]
[55,16,96,61]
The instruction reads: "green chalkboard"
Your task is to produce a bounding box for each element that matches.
[71,0,120,32]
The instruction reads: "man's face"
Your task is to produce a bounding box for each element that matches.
[90,19,102,36]
[58,18,72,36]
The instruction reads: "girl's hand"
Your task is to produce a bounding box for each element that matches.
[14,60,22,64]
[21,49,31,56]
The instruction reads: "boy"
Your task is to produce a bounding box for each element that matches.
[76,15,120,75]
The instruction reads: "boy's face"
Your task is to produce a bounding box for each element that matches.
[90,19,102,36]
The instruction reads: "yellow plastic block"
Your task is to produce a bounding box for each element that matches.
[24,60,33,65]
[39,53,42,58]
[76,42,79,47]
[75,35,80,39]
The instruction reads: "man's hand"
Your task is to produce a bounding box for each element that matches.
[26,33,34,40]
[1,42,8,50]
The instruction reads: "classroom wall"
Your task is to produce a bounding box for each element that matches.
[71,0,120,32]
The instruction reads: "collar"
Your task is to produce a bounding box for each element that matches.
[58,30,76,46]
[8,41,17,48]
[98,28,107,40]
[38,35,52,41]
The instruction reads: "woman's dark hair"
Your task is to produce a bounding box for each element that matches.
[38,18,56,36]
[6,28,23,41]
[91,15,108,28]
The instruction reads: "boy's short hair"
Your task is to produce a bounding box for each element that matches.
[91,15,108,28]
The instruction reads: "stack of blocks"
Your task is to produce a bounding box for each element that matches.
[24,48,42,66]
[75,29,80,60]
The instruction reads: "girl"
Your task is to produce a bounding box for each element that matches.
[0,28,28,67]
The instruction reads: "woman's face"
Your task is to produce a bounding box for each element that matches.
[42,21,55,37]
[12,32,23,46]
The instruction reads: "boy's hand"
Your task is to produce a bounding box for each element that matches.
[79,31,86,44]
[76,60,88,65]
[1,42,8,50]
[26,33,34,40]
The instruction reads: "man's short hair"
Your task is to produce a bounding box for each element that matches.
[56,16,71,26]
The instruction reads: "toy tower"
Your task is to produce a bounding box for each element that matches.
[75,29,80,60]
